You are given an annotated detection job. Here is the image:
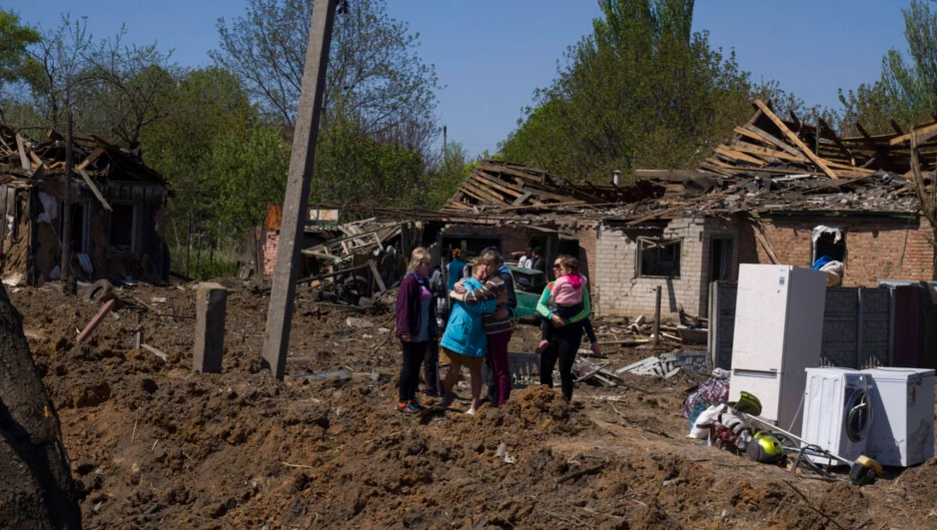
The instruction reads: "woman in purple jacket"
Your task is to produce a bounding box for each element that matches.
[394,248,439,414]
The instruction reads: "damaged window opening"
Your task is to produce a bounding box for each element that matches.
[812,226,845,264]
[110,203,137,254]
[637,237,682,278]
[59,201,89,253]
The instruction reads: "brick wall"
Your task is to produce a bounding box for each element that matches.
[746,216,935,286]
[263,230,278,277]
[592,217,709,318]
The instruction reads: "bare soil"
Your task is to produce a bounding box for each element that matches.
[8,280,937,529]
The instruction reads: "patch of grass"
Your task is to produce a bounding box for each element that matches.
[170,247,239,281]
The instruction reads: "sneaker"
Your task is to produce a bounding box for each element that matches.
[438,394,454,408]
[536,340,549,355]
[465,408,476,416]
[409,400,426,411]
[397,402,419,414]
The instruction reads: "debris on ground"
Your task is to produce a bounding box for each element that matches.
[5,282,937,529]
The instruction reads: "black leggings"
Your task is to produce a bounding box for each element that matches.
[399,341,429,402]
[540,322,584,401]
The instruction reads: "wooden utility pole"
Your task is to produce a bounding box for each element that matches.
[262,0,338,380]
[61,110,73,283]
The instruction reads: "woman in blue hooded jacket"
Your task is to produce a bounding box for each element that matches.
[439,259,496,414]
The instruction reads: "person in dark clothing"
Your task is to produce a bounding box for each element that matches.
[422,265,448,397]
[530,247,546,274]
[535,255,601,402]
[394,248,438,413]
[446,249,465,291]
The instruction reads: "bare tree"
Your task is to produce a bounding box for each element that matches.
[212,0,439,154]
[85,29,180,146]
[20,14,94,131]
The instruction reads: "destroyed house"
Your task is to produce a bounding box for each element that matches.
[382,102,937,322]
[268,101,937,329]
[0,126,170,286]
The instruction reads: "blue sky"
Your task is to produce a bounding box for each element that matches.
[6,1,912,156]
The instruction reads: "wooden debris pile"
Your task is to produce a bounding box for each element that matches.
[442,159,665,214]
[0,124,166,186]
[615,352,708,378]
[702,99,937,179]
[301,217,403,266]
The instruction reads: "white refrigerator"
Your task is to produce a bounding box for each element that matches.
[729,264,828,436]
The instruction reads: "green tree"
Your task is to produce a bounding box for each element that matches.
[206,125,290,236]
[839,1,937,133]
[500,0,754,182]
[423,142,471,209]
[310,112,425,211]
[0,9,40,86]
[140,66,257,249]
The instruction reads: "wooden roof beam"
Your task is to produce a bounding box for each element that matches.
[818,117,855,166]
[753,100,839,179]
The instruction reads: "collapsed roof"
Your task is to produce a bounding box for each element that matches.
[0,125,167,187]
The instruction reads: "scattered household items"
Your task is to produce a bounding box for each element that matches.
[690,391,882,486]
[861,367,935,466]
[746,431,785,464]
[682,370,730,427]
[812,255,845,287]
[801,368,873,465]
[738,409,882,487]
[729,264,827,435]
[617,351,708,377]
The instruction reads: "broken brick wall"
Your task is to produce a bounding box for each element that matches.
[741,215,936,286]
[593,217,712,319]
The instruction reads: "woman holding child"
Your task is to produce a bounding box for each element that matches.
[535,254,601,402]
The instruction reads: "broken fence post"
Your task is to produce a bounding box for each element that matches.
[75,297,119,345]
[194,282,227,373]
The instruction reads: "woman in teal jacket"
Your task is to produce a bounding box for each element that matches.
[439,260,496,414]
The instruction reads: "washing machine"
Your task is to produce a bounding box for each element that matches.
[861,368,935,467]
[801,368,873,465]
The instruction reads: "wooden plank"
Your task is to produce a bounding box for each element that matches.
[742,125,805,158]
[368,259,386,293]
[731,143,810,163]
[15,134,30,170]
[889,122,937,146]
[753,100,839,179]
[511,191,533,206]
[76,147,105,170]
[473,172,525,197]
[818,117,855,165]
[75,168,112,212]
[714,145,766,166]
[461,179,507,204]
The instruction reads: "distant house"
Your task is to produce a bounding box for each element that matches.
[0,126,170,285]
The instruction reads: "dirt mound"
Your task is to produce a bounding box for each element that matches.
[8,283,937,529]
